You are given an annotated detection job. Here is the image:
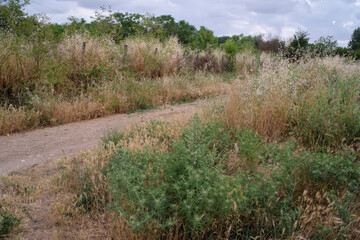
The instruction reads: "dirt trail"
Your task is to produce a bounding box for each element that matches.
[0,99,210,176]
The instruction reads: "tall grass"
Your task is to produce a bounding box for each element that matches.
[0,32,234,135]
[124,36,183,78]
[220,54,360,149]
[0,34,36,93]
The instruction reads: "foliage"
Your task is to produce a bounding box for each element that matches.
[348,27,360,51]
[223,39,239,71]
[106,116,360,239]
[0,210,21,237]
[255,35,285,53]
[107,117,235,238]
[313,35,338,56]
[286,30,310,60]
[191,26,218,51]
[176,20,197,45]
[290,70,360,149]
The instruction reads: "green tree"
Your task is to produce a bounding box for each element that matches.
[111,12,142,41]
[0,0,38,36]
[348,27,360,51]
[223,38,239,71]
[176,20,196,45]
[286,30,310,59]
[313,35,337,56]
[192,26,217,51]
[156,15,178,38]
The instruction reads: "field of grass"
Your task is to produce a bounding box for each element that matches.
[1,52,360,239]
[0,33,236,135]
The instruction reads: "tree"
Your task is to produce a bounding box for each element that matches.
[176,20,196,45]
[348,27,360,51]
[313,35,337,56]
[191,26,217,51]
[255,35,285,53]
[156,15,178,38]
[0,0,35,35]
[223,38,239,71]
[286,30,310,59]
[112,12,142,41]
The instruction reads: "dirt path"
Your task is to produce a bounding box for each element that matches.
[0,99,211,176]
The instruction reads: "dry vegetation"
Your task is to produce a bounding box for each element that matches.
[219,54,360,149]
[1,32,360,239]
[0,33,236,135]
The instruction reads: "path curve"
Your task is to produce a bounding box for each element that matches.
[0,100,209,176]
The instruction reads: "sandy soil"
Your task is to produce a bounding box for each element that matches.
[0,99,210,177]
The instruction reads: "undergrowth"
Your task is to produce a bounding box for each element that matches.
[58,116,360,239]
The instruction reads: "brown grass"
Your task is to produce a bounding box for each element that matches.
[218,54,360,141]
[0,34,36,90]
[1,71,230,135]
[0,105,39,135]
[125,37,183,78]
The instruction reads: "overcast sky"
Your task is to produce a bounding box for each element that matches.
[24,0,360,46]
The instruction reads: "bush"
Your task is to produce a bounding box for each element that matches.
[223,39,238,71]
[0,211,21,237]
[193,52,221,72]
[107,117,236,238]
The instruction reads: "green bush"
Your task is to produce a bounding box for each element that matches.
[106,117,360,239]
[107,117,236,238]
[223,39,239,71]
[0,211,21,237]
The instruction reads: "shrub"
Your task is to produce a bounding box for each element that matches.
[193,53,221,72]
[0,211,21,237]
[223,39,238,71]
[107,117,236,238]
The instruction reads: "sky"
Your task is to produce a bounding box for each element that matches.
[24,0,360,47]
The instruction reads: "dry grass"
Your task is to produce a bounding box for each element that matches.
[54,34,122,85]
[1,32,236,135]
[1,71,230,135]
[0,105,39,135]
[235,51,258,75]
[0,34,36,90]
[125,37,183,78]
[219,54,360,143]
